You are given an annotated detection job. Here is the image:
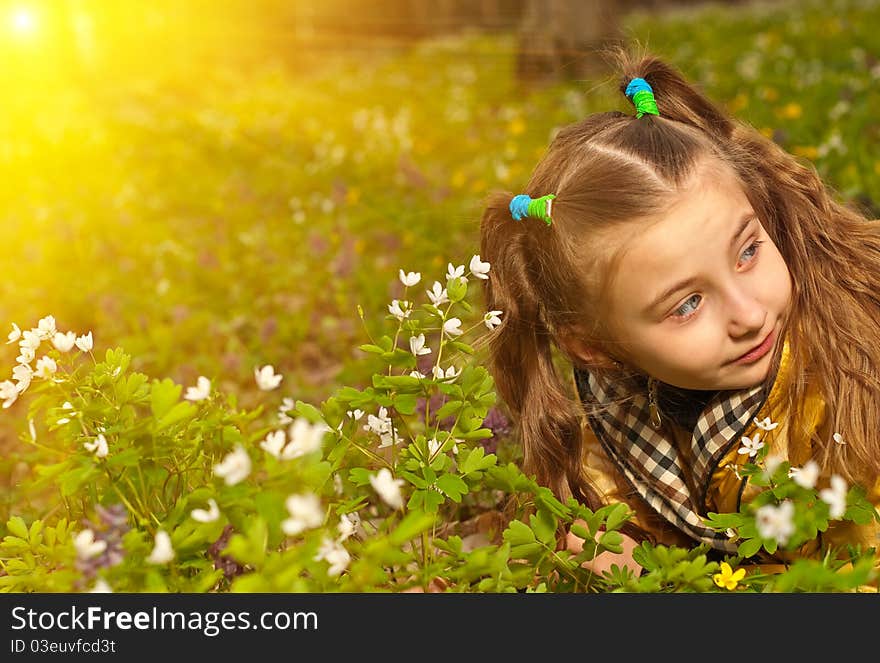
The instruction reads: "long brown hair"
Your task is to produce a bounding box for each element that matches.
[479,41,880,512]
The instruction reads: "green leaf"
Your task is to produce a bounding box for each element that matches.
[449,340,475,355]
[156,401,197,431]
[348,467,372,487]
[292,400,325,424]
[504,519,537,546]
[598,530,624,554]
[737,537,764,559]
[529,509,557,547]
[459,446,497,477]
[436,473,468,502]
[7,516,28,539]
[359,344,386,355]
[150,378,183,420]
[446,277,467,302]
[373,374,422,390]
[603,503,632,531]
[392,393,418,415]
[432,399,462,421]
[389,510,437,545]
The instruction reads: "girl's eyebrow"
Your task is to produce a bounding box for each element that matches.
[642,212,758,315]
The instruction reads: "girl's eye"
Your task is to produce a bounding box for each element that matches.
[669,239,764,321]
[672,294,701,319]
[739,239,764,265]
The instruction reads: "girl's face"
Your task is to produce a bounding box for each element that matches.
[606,162,792,391]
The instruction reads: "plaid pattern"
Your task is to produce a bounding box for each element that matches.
[574,368,767,552]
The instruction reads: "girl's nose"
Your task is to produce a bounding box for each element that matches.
[726,288,766,336]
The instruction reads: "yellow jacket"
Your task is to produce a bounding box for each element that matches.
[573,337,880,564]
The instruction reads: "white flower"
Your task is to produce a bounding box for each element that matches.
[388,299,412,321]
[36,315,56,340]
[753,416,779,431]
[213,444,251,485]
[254,365,283,391]
[73,529,106,559]
[260,429,287,458]
[763,454,784,478]
[0,380,18,409]
[737,433,764,457]
[6,323,21,344]
[820,474,848,519]
[34,356,57,379]
[483,310,503,330]
[833,432,846,445]
[16,346,35,365]
[431,364,460,380]
[12,366,31,395]
[409,333,431,356]
[363,406,399,448]
[314,536,351,576]
[409,370,427,379]
[74,331,93,352]
[89,579,113,593]
[369,468,405,509]
[755,500,795,545]
[788,459,820,489]
[282,493,324,536]
[447,262,467,283]
[337,512,360,541]
[278,397,296,425]
[399,269,421,287]
[20,329,42,350]
[426,281,449,307]
[443,317,463,338]
[427,437,442,457]
[84,433,108,458]
[283,417,330,459]
[52,331,77,352]
[469,254,491,280]
[146,530,174,564]
[184,376,211,402]
[346,408,364,421]
[191,498,221,523]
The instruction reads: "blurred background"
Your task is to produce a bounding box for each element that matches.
[1,0,878,460]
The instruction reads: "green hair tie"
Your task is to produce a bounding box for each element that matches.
[509,194,556,226]
[625,77,660,119]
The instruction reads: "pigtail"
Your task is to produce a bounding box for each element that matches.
[478,191,599,509]
[601,41,735,141]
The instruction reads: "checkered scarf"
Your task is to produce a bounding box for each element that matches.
[573,368,768,552]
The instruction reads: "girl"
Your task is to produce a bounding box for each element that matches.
[479,43,880,573]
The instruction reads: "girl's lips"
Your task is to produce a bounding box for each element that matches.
[732,328,775,364]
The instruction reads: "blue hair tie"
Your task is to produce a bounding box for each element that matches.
[625,77,660,119]
[509,193,555,226]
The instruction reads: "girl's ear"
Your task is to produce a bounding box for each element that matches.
[557,332,621,371]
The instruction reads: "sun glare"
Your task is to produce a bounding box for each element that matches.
[9,6,37,37]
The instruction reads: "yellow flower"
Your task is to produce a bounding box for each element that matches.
[508,117,526,136]
[793,145,818,160]
[728,93,749,114]
[777,102,802,119]
[761,87,779,102]
[450,169,467,189]
[713,562,746,591]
